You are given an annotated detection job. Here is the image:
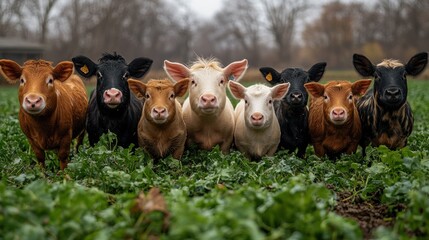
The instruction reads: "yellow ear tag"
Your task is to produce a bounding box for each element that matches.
[266,72,272,81]
[80,65,89,74]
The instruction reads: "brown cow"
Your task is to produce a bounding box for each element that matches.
[0,59,88,170]
[128,78,189,160]
[304,80,371,159]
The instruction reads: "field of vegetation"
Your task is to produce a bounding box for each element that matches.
[1,77,429,239]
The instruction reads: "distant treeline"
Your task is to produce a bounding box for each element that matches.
[1,0,429,70]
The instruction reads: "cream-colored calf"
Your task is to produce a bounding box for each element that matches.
[164,58,248,153]
[229,81,289,160]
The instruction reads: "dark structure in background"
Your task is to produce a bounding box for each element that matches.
[0,37,44,65]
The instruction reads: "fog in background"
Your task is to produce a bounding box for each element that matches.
[1,0,428,70]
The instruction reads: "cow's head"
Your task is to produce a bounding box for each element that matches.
[128,78,189,125]
[353,52,428,110]
[229,81,289,129]
[0,59,74,116]
[164,58,248,116]
[72,53,152,113]
[260,62,326,108]
[305,80,371,125]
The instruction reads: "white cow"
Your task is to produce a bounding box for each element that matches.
[229,81,290,160]
[164,58,248,153]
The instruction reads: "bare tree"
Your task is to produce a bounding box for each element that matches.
[261,0,309,63]
[25,0,58,43]
[215,0,261,66]
[302,2,364,69]
[0,0,26,37]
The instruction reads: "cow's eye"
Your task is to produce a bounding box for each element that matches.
[348,94,353,100]
[145,93,150,99]
[47,78,53,85]
[191,79,196,86]
[245,99,248,104]
[20,78,25,85]
[220,79,225,85]
[170,93,175,99]
[324,95,328,100]
[268,99,273,104]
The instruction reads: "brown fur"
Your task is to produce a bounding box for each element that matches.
[128,79,189,160]
[0,59,88,170]
[305,80,371,158]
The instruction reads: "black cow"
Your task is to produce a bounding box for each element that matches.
[353,52,428,155]
[72,53,153,148]
[259,62,326,158]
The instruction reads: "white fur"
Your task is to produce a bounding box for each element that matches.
[231,83,289,159]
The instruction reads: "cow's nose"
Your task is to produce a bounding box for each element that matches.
[25,95,42,108]
[103,88,123,104]
[385,87,401,100]
[23,94,46,114]
[250,112,264,126]
[332,108,345,118]
[153,107,166,115]
[200,94,217,107]
[290,92,303,103]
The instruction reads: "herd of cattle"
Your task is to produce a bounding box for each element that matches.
[0,52,427,170]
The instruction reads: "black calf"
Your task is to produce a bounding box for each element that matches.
[259,62,326,157]
[72,53,153,148]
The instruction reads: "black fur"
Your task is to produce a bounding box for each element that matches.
[72,53,153,148]
[259,62,326,158]
[353,52,427,155]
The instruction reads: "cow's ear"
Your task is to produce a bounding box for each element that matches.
[308,62,326,82]
[128,57,153,79]
[406,52,428,76]
[164,60,190,83]
[223,59,248,82]
[272,82,290,100]
[352,79,372,96]
[228,80,246,99]
[304,82,325,98]
[72,56,97,78]
[127,79,147,99]
[53,61,74,82]
[0,59,22,83]
[259,67,281,85]
[353,53,375,77]
[174,78,189,97]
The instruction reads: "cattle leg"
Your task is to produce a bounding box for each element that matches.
[267,146,277,157]
[313,143,325,158]
[345,142,359,155]
[172,145,185,160]
[30,143,46,169]
[220,137,233,154]
[58,138,72,170]
[75,130,85,153]
[296,145,307,159]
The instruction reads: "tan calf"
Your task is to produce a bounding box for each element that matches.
[128,78,189,160]
[304,80,371,159]
[0,59,88,170]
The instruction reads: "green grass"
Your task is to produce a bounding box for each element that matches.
[1,80,429,239]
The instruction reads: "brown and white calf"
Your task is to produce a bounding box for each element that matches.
[229,81,289,160]
[304,80,371,159]
[0,59,88,170]
[164,58,248,153]
[128,78,189,160]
